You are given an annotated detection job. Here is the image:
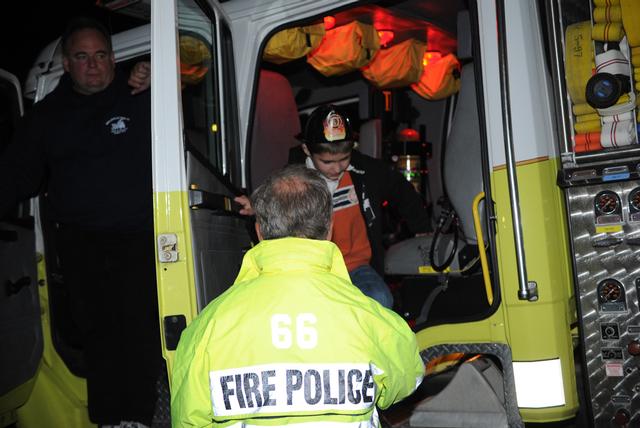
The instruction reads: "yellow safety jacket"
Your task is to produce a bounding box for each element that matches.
[171,237,424,427]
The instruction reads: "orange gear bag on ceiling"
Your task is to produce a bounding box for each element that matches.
[411,53,461,100]
[263,24,326,64]
[307,21,380,77]
[361,39,426,89]
[179,34,212,86]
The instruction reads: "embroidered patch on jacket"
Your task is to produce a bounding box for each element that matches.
[333,185,358,212]
[105,116,130,135]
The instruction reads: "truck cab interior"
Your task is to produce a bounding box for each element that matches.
[240,3,503,423]
[246,0,496,333]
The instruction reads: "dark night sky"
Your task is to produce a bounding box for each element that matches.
[0,1,146,85]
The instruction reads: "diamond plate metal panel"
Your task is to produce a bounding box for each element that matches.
[567,180,640,426]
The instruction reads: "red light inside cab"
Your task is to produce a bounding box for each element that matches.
[399,128,420,141]
[324,16,336,30]
[377,30,394,47]
[423,51,442,67]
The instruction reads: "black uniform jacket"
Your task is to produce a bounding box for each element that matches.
[0,70,152,232]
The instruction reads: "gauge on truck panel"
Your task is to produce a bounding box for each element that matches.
[597,278,626,312]
[628,187,640,222]
[594,190,623,225]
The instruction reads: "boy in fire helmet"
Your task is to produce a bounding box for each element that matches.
[236,104,430,308]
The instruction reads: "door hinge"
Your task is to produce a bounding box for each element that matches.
[158,233,179,263]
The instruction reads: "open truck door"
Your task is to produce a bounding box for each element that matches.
[0,70,42,426]
[151,0,253,374]
[0,1,253,424]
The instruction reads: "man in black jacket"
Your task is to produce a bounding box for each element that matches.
[0,17,160,428]
[237,104,429,308]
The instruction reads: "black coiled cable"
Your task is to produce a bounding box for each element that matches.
[429,199,458,272]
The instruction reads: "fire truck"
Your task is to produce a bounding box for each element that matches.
[1,0,639,426]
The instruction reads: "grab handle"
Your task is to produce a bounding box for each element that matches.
[496,0,537,301]
[472,192,493,305]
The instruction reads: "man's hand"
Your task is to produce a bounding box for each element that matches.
[129,61,151,94]
[234,195,254,216]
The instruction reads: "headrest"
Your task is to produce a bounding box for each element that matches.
[457,10,473,60]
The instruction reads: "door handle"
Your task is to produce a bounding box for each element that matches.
[188,188,242,214]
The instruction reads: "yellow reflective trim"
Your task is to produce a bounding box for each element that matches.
[596,224,623,233]
[418,265,450,274]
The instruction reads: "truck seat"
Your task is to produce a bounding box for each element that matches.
[249,70,301,190]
